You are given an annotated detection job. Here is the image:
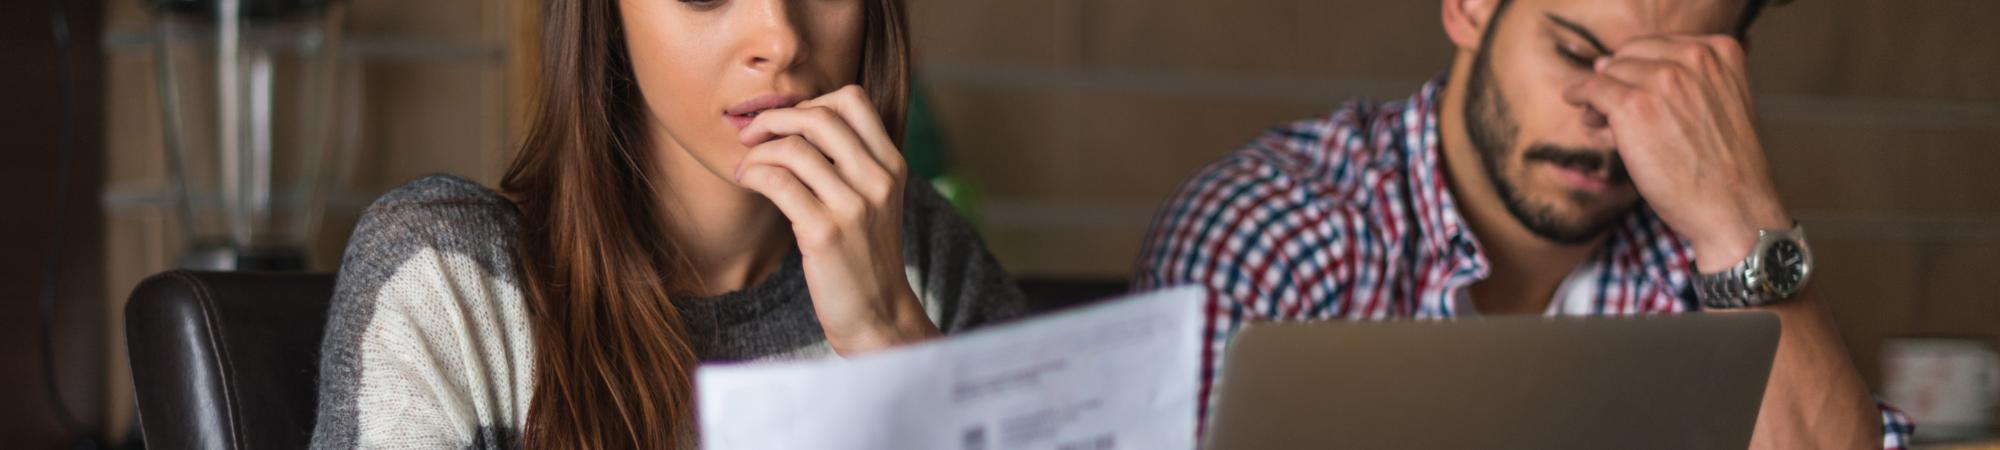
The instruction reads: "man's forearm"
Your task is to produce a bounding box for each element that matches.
[1745,288,1882,450]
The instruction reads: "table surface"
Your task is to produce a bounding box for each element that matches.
[1923,437,2000,450]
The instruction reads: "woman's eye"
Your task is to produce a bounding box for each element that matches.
[679,0,722,8]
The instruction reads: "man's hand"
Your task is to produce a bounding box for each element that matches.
[1561,35,1790,272]
[1563,35,1887,449]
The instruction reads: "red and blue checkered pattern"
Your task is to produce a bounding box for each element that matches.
[1133,77,1913,448]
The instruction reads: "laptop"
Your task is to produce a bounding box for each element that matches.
[1203,312,1781,450]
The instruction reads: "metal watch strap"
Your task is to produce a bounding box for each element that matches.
[1696,264,1757,309]
[1694,224,1809,309]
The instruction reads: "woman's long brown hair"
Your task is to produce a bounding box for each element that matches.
[499,0,909,448]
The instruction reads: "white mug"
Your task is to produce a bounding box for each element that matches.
[1883,337,2000,441]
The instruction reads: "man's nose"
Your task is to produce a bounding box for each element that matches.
[1579,104,1619,149]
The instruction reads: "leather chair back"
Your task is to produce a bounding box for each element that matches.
[125,270,336,450]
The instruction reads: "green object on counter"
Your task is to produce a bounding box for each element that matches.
[903,82,947,181]
[902,80,982,225]
[930,174,982,228]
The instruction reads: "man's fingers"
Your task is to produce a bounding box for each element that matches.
[1563,71,1644,117]
[1595,57,1689,92]
[1603,35,1750,94]
[1696,35,1746,73]
[1608,36,1726,72]
[1693,34,1755,105]
[1593,37,1755,121]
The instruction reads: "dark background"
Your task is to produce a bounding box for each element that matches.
[1,0,108,448]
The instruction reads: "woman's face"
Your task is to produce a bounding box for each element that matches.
[620,0,865,182]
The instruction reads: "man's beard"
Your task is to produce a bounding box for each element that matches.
[1463,43,1634,245]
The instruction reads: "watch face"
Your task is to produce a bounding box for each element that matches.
[1764,240,1807,293]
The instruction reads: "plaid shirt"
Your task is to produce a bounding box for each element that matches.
[1133,78,1915,448]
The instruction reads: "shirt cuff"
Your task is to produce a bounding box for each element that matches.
[1879,400,1916,450]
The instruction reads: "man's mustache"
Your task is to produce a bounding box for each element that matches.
[1524,145,1629,183]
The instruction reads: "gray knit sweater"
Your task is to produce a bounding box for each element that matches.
[309,174,1026,449]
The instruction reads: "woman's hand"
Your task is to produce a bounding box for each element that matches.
[732,85,939,356]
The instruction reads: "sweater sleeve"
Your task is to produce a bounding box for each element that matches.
[900,179,1029,334]
[311,175,534,450]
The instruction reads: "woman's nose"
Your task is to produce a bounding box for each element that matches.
[740,0,808,72]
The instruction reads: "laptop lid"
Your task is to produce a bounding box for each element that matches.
[1204,312,1780,450]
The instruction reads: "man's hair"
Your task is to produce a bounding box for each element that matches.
[1493,0,1793,38]
[1736,0,1793,37]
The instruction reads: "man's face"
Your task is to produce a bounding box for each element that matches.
[1463,0,1743,243]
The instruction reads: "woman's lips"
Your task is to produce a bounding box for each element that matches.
[725,113,759,131]
[724,94,807,131]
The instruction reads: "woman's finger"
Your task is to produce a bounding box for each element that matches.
[739,136,865,214]
[741,105,885,174]
[735,164,828,228]
[741,102,898,203]
[798,85,901,174]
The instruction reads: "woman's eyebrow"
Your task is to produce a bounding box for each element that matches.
[1545,13,1611,55]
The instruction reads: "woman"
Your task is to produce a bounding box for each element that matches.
[308,0,1025,448]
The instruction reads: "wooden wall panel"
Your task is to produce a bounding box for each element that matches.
[908,0,1077,67]
[1748,0,2000,101]
[1081,0,1304,73]
[1766,125,2000,214]
[928,86,1068,198]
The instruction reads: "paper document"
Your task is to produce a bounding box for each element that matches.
[697,286,1205,450]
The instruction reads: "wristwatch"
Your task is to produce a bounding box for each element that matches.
[1694,224,1813,309]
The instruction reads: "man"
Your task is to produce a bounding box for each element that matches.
[1132,0,1914,448]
